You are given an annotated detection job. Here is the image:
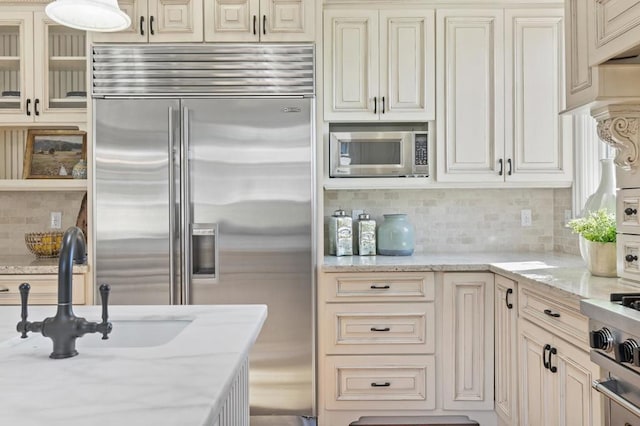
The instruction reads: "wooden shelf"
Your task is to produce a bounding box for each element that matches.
[49,56,87,71]
[0,179,87,191]
[0,56,19,71]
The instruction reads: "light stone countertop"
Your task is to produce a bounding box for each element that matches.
[322,252,640,301]
[0,255,89,274]
[0,304,267,426]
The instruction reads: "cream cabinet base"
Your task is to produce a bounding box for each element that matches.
[0,274,86,305]
[318,410,498,426]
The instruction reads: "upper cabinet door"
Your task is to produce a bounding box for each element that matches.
[504,9,571,183]
[565,0,598,110]
[379,10,435,122]
[0,11,32,124]
[91,0,148,43]
[435,9,505,183]
[323,9,379,122]
[204,0,259,42]
[260,0,314,42]
[148,0,204,42]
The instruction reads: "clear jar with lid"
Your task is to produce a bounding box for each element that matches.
[328,208,353,256]
[356,213,376,256]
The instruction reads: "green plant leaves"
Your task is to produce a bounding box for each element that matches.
[567,209,616,243]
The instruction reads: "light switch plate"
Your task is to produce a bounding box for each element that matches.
[521,209,532,227]
[50,212,62,229]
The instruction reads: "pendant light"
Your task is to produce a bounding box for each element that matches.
[45,0,131,32]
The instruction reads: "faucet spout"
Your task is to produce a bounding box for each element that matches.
[57,226,87,308]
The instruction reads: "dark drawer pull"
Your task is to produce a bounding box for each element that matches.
[370,284,390,289]
[0,287,9,292]
[544,309,560,318]
[371,382,391,387]
[626,254,638,262]
[625,207,638,216]
[370,327,390,332]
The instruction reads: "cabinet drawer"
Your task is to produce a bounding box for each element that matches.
[320,272,435,303]
[618,233,640,283]
[325,355,435,410]
[324,303,435,355]
[519,284,588,350]
[0,274,85,305]
[617,188,640,234]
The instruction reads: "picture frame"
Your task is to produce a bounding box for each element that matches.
[23,130,87,179]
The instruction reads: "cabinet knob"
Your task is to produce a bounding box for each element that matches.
[626,254,638,262]
[625,207,638,216]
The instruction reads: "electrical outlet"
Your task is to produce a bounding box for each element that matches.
[50,212,62,229]
[521,209,532,227]
[352,209,364,222]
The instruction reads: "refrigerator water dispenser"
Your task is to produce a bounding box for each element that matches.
[191,223,218,282]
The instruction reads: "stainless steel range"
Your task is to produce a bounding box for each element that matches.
[581,294,640,425]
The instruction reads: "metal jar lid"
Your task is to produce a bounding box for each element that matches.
[358,213,371,220]
[332,209,347,217]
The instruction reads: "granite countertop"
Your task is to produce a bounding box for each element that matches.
[322,252,640,301]
[0,255,89,274]
[0,304,267,426]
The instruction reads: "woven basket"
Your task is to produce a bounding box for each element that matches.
[25,232,63,258]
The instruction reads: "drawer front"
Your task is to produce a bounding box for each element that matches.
[324,303,435,355]
[618,233,640,282]
[0,274,85,305]
[519,284,588,350]
[617,188,640,234]
[594,0,640,48]
[325,355,435,410]
[320,272,435,303]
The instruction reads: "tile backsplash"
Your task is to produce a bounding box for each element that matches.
[0,191,86,256]
[325,188,579,255]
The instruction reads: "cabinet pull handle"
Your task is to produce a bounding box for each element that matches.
[370,284,390,289]
[507,158,512,175]
[498,158,503,176]
[382,96,385,114]
[263,15,266,35]
[543,344,551,369]
[543,308,560,318]
[626,254,638,262]
[253,15,257,35]
[549,346,557,373]
[26,98,31,116]
[625,208,638,216]
[150,16,155,35]
[505,288,513,309]
[373,97,377,114]
[34,98,40,116]
[0,287,9,292]
[371,382,391,387]
[370,327,391,332]
[140,16,145,36]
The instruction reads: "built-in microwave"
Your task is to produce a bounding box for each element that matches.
[329,129,429,177]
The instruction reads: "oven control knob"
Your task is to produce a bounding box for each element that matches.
[634,347,640,367]
[616,339,639,363]
[589,327,614,351]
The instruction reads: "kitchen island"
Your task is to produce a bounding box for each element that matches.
[0,304,267,426]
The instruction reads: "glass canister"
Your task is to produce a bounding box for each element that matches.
[356,213,376,256]
[328,209,353,256]
[377,214,415,256]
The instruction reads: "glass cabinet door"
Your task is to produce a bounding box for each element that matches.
[0,12,32,123]
[34,12,87,121]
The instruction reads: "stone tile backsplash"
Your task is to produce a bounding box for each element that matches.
[325,188,579,255]
[0,191,86,256]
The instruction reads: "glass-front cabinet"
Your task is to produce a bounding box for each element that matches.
[0,11,86,124]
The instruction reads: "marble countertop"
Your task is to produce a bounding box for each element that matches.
[322,252,640,301]
[0,255,89,274]
[0,304,267,426]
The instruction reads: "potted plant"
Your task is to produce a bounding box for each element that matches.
[567,209,617,277]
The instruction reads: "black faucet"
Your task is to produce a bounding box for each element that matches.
[16,226,112,359]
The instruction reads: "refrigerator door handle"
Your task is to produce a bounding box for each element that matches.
[181,106,191,304]
[168,107,176,304]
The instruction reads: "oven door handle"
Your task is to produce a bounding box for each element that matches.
[593,378,640,418]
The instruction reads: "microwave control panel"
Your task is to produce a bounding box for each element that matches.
[413,133,429,176]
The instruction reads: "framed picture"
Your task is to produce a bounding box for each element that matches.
[23,130,86,179]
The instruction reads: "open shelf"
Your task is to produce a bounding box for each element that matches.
[0,56,19,71]
[49,56,87,71]
[0,179,87,191]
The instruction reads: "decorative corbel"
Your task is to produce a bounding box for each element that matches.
[591,105,640,171]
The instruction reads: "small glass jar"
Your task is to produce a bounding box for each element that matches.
[328,209,353,256]
[377,214,414,256]
[356,213,376,256]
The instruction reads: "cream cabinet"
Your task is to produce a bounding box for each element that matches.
[589,0,640,65]
[495,275,518,426]
[0,10,86,124]
[91,0,203,43]
[205,0,313,42]
[565,0,599,111]
[517,283,601,426]
[0,274,87,305]
[323,8,435,122]
[436,8,571,186]
[318,271,436,426]
[441,272,494,411]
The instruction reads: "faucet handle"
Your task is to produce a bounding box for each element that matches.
[99,284,112,340]
[18,283,30,338]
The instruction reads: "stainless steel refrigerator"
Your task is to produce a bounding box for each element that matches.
[92,45,315,426]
